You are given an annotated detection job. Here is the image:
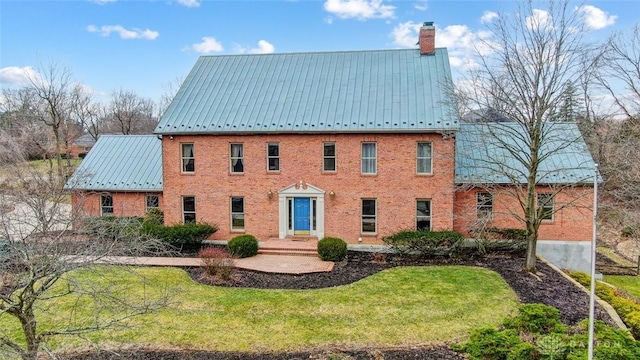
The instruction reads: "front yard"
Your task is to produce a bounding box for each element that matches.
[1,265,517,355]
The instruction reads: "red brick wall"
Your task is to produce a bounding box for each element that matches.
[72,192,163,218]
[453,186,594,241]
[161,133,456,244]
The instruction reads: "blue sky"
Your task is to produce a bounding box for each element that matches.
[1,0,637,104]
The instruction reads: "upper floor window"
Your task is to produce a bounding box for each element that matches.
[181,143,194,173]
[231,197,245,231]
[417,142,432,174]
[146,195,159,212]
[101,194,113,216]
[361,142,377,174]
[538,193,554,221]
[416,199,431,231]
[267,143,280,172]
[230,143,244,173]
[323,142,336,172]
[182,196,196,223]
[361,198,377,233]
[476,192,493,220]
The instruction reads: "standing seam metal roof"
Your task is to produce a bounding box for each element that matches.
[156,48,458,134]
[64,135,162,191]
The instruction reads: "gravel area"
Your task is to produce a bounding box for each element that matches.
[65,252,614,360]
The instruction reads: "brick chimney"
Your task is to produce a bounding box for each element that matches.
[419,21,435,55]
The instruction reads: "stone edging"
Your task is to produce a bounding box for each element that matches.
[538,256,628,331]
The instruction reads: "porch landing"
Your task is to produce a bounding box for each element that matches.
[259,237,319,257]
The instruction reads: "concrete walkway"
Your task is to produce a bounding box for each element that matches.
[67,255,334,275]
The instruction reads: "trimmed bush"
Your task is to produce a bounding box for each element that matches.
[143,222,217,250]
[503,304,567,334]
[198,247,234,279]
[144,208,164,226]
[383,230,465,257]
[317,237,347,261]
[227,234,259,258]
[454,327,523,360]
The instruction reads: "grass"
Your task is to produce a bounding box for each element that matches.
[604,275,640,301]
[1,265,518,355]
[0,158,81,177]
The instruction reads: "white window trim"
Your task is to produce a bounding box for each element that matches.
[230,143,244,174]
[361,142,377,175]
[230,196,245,231]
[361,198,377,234]
[476,192,493,220]
[416,199,431,231]
[416,141,433,175]
[267,143,280,172]
[181,143,195,173]
[182,196,196,223]
[323,142,337,172]
[100,194,113,216]
[538,193,554,221]
[145,195,159,212]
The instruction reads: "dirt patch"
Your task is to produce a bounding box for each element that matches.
[64,252,615,359]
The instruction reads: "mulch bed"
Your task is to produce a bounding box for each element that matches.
[64,252,616,360]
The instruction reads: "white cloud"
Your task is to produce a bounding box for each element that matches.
[577,5,617,30]
[189,37,224,54]
[323,0,395,20]
[480,11,498,24]
[87,25,159,40]
[525,9,553,31]
[391,21,421,47]
[177,0,200,8]
[414,0,428,12]
[234,40,276,54]
[0,66,40,86]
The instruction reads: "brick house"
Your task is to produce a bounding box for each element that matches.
[67,23,597,269]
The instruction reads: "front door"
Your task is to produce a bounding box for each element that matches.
[294,197,311,235]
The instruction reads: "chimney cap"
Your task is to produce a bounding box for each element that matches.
[423,21,434,27]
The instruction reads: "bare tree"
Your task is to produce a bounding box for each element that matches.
[158,75,185,118]
[0,153,170,360]
[455,0,597,271]
[69,84,102,141]
[107,89,157,135]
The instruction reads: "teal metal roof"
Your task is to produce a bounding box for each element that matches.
[156,48,458,134]
[65,135,162,191]
[455,122,598,185]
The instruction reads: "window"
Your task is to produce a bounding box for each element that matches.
[361,199,377,233]
[416,199,431,231]
[323,142,336,172]
[182,196,196,223]
[231,197,245,231]
[230,143,244,173]
[476,192,493,220]
[181,143,194,173]
[417,142,432,174]
[146,195,159,212]
[101,195,113,216]
[361,142,377,174]
[267,143,279,172]
[538,193,554,221]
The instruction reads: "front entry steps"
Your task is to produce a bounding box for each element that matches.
[259,237,319,257]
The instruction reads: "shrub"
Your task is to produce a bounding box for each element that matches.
[227,235,259,258]
[198,247,234,279]
[144,208,164,226]
[507,342,536,360]
[317,237,348,261]
[383,230,465,257]
[455,327,523,360]
[143,222,217,250]
[621,225,640,238]
[503,304,567,335]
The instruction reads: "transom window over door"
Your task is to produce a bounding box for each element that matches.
[361,199,377,233]
[417,142,432,174]
[416,199,431,230]
[267,143,279,172]
[181,143,194,173]
[361,142,377,174]
[230,143,244,173]
[323,142,336,172]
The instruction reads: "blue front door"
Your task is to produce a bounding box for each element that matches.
[294,197,311,235]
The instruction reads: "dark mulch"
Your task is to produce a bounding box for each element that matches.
[64,252,615,360]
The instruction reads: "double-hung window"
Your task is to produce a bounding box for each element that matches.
[181,143,195,173]
[101,194,113,216]
[361,199,377,233]
[417,142,432,174]
[231,197,245,231]
[538,193,554,221]
[182,196,196,223]
[267,143,279,172]
[361,142,377,174]
[323,142,336,172]
[476,192,493,220]
[146,195,159,212]
[416,199,431,231]
[230,143,244,173]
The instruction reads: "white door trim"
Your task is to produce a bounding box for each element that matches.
[278,181,325,239]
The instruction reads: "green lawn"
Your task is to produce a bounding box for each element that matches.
[605,275,640,300]
[2,265,518,354]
